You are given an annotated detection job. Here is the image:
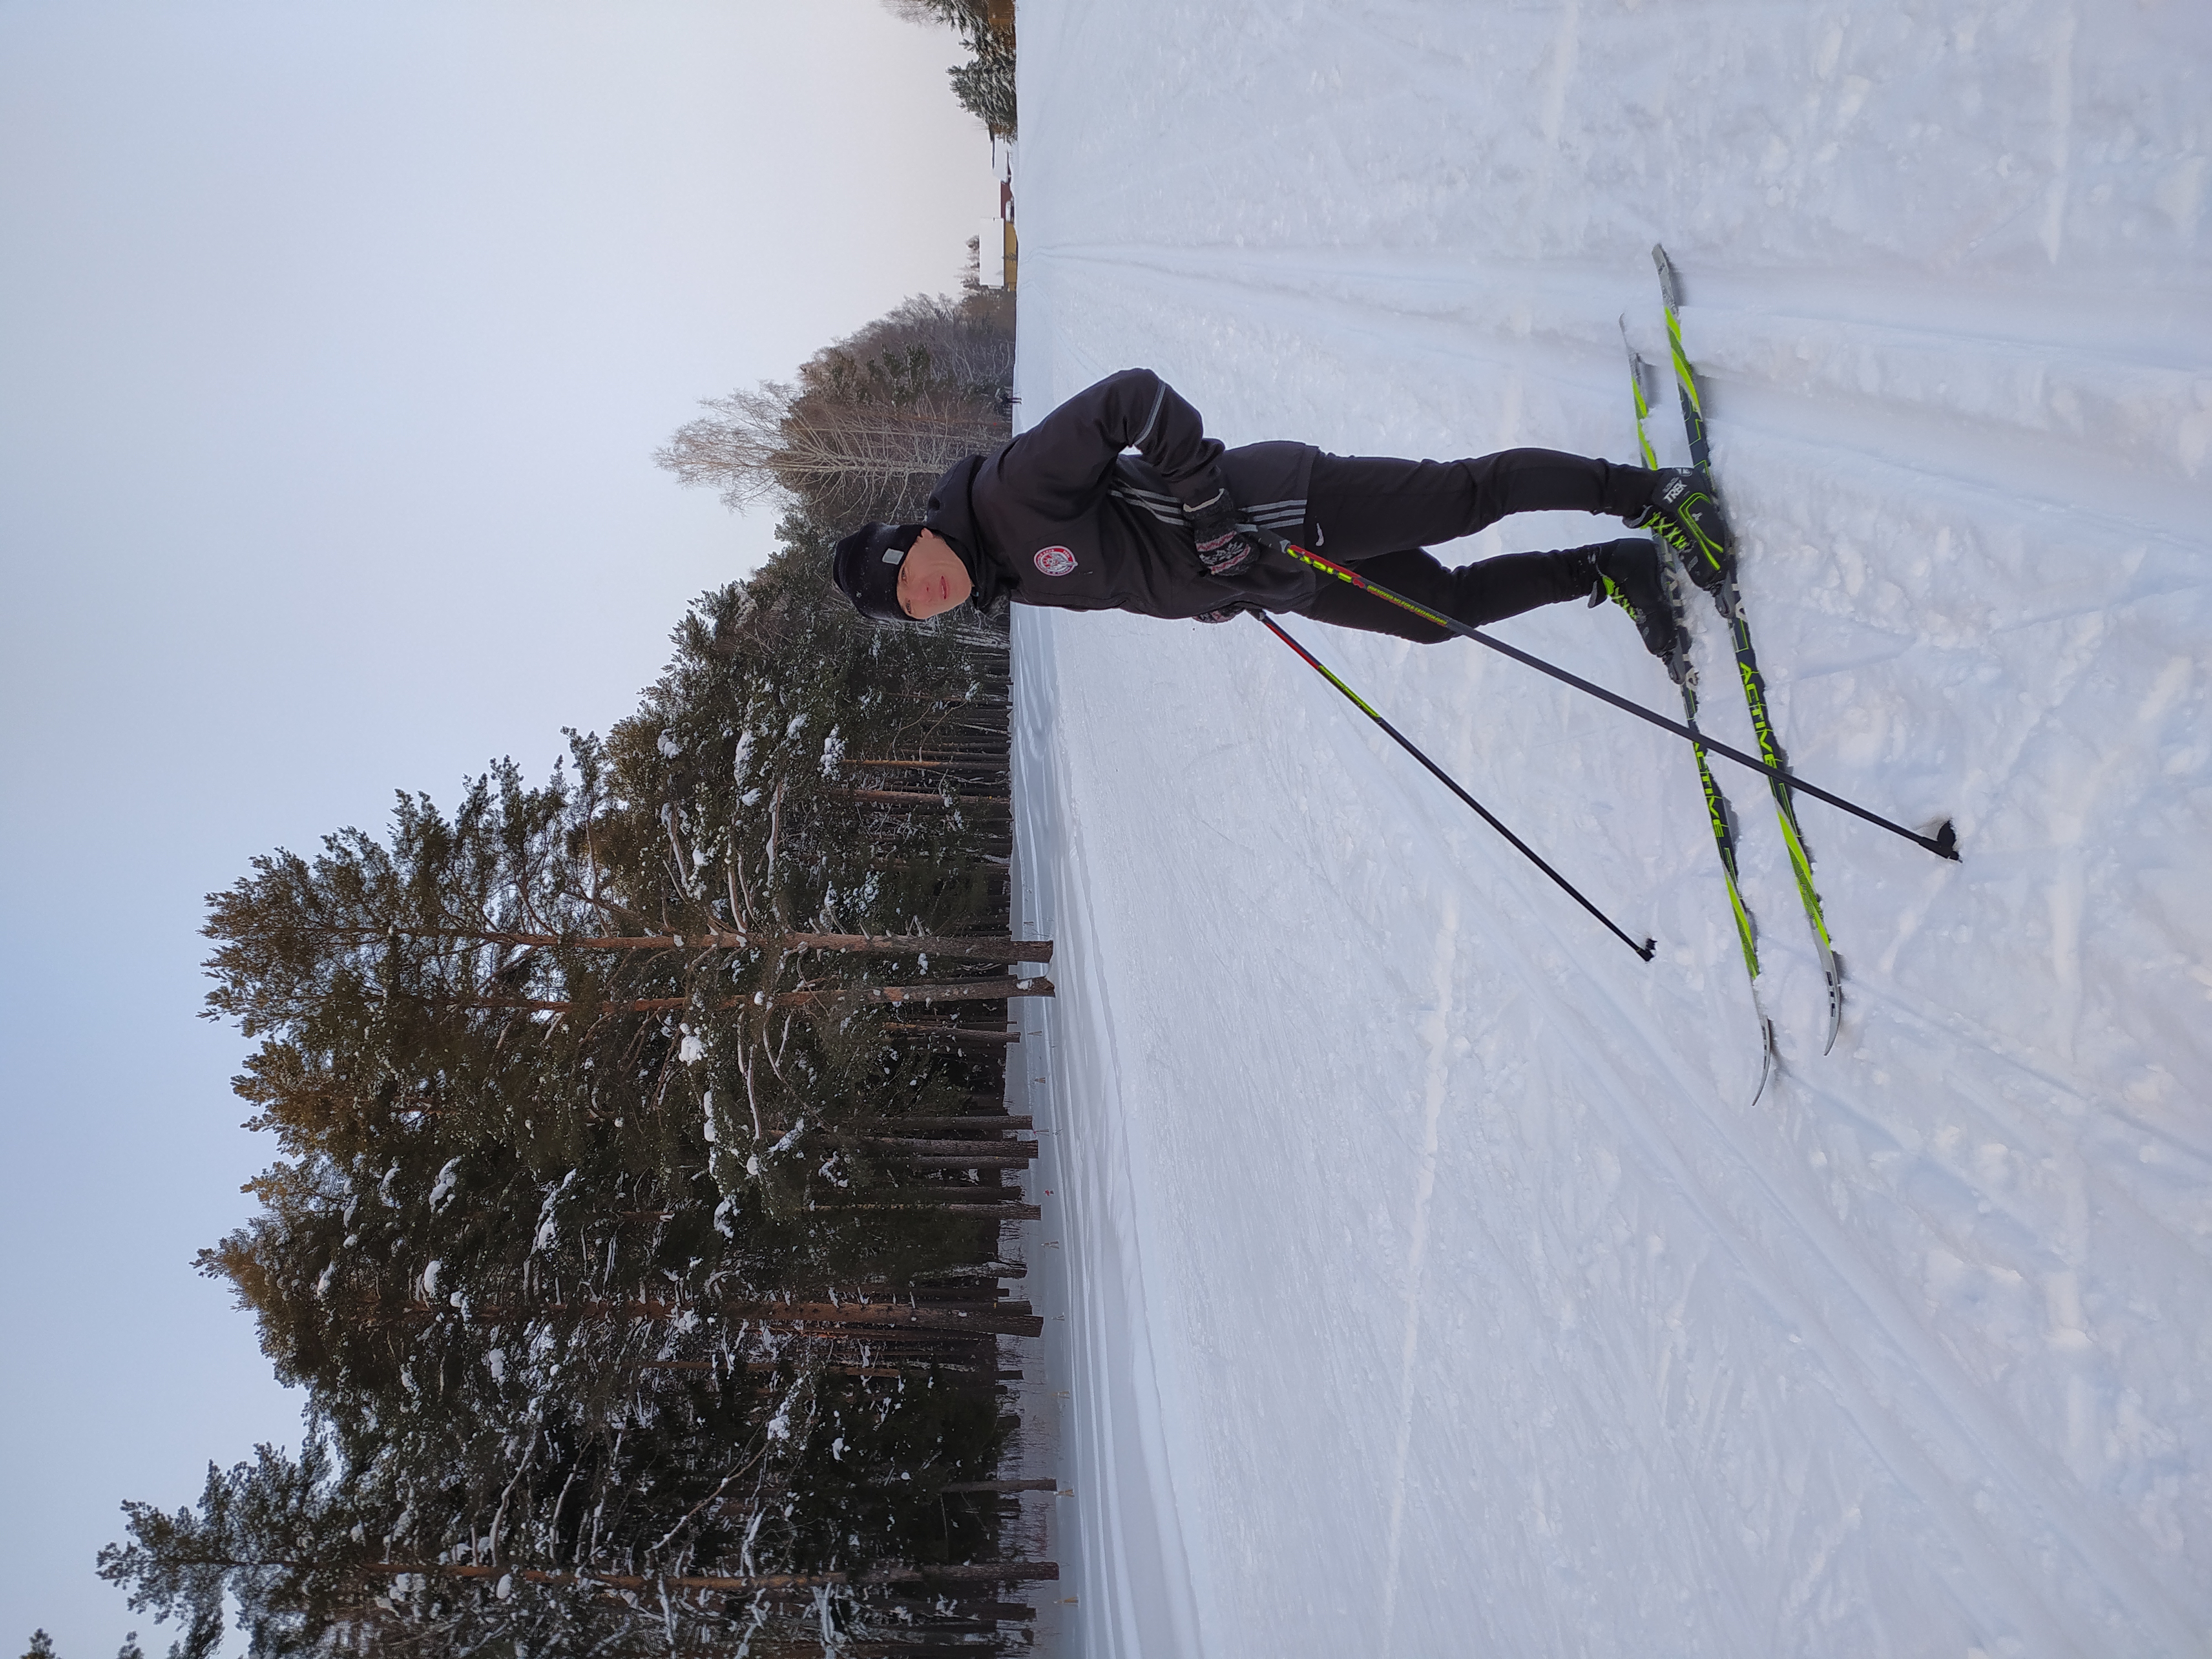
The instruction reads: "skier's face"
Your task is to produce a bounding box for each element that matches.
[897,530,973,620]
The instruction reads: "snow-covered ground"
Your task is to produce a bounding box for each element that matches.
[1003,3,2212,1655]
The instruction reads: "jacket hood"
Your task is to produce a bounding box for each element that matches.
[921,455,1006,611]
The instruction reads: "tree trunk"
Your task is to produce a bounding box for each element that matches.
[364,1560,1058,1590]
[844,758,1009,773]
[833,787,1009,807]
[788,933,1048,961]
[770,977,1051,1010]
[874,1115,1031,1131]
[942,1479,1057,1494]
[861,1139,1039,1159]
[814,1201,1041,1221]
[368,925,1048,961]
[462,976,1048,1016]
[883,1023,1019,1045]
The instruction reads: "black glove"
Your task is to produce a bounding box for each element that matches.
[1187,489,1262,578]
[1192,605,1249,625]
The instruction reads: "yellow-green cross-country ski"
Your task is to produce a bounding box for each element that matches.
[1651,243,1845,1055]
[1621,317,1778,1093]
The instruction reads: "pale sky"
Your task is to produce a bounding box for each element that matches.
[0,3,1004,1650]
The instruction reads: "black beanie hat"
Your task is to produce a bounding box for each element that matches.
[831,523,924,623]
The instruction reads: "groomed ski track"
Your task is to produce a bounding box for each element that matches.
[1000,4,2212,1655]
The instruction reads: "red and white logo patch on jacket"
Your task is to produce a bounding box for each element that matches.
[1032,545,1077,576]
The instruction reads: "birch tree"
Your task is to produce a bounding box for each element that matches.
[656,293,1011,526]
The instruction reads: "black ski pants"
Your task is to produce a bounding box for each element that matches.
[1290,449,1657,644]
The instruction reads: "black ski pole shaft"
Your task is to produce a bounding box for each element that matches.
[1270,540,1959,862]
[1255,613,1655,961]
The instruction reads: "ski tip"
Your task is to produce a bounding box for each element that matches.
[1929,818,1960,861]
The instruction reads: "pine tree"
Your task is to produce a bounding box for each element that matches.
[881,2,1017,135]
[165,519,1037,1646]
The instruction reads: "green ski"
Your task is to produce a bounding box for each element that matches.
[1652,243,1844,1053]
[1621,321,1777,1095]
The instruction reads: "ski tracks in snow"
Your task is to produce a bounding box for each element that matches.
[1013,2,2212,1653]
[1378,889,1458,1651]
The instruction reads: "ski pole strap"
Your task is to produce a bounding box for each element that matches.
[1271,539,1960,862]
[1255,613,1656,961]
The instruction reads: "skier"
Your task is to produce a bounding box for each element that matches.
[830,368,1732,658]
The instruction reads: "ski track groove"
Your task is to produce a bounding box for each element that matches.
[1838,974,2212,1271]
[1438,881,2083,1651]
[1376,889,1456,1650]
[1032,243,2210,539]
[1498,980,2174,1655]
[1048,242,2212,366]
[1291,618,2172,1645]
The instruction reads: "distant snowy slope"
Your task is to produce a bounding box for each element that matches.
[1006,3,2211,1656]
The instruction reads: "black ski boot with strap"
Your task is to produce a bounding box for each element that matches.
[1574,538,1688,672]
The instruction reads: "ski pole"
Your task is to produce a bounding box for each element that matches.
[1255,612,1656,961]
[1266,539,1959,862]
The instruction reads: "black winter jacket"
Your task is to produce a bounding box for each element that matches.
[920,369,1321,620]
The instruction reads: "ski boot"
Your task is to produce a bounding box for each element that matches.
[1580,538,1688,674]
[1631,468,1735,593]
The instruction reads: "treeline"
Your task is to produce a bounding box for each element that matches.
[657,285,1015,534]
[103,294,1046,1657]
[885,0,1016,137]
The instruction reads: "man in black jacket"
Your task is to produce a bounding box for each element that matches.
[831,368,1732,660]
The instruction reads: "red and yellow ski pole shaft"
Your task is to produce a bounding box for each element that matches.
[1255,613,1655,961]
[1267,538,1958,862]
